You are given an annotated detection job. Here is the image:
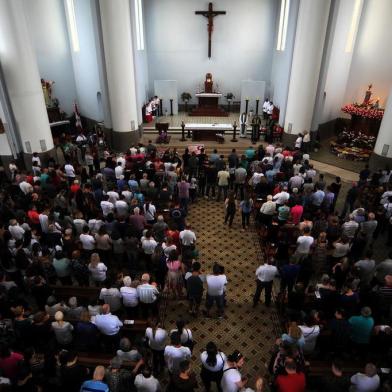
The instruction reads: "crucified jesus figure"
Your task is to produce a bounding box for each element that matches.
[195,2,226,58]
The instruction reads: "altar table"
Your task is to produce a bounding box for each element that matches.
[185,123,233,141]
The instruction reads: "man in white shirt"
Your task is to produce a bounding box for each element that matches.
[179,225,196,247]
[64,162,75,185]
[273,187,290,206]
[19,180,33,195]
[94,304,123,349]
[114,162,123,180]
[100,195,114,217]
[350,363,380,392]
[164,332,191,375]
[116,154,126,168]
[205,263,227,318]
[106,189,120,204]
[253,259,278,307]
[259,195,276,226]
[295,227,314,260]
[217,166,230,201]
[8,219,25,240]
[295,134,303,150]
[262,99,270,119]
[80,226,96,251]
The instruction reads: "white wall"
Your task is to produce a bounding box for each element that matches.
[66,0,104,121]
[130,0,149,125]
[345,0,392,107]
[270,0,299,126]
[144,0,278,104]
[24,0,77,116]
[0,100,12,156]
[312,0,363,129]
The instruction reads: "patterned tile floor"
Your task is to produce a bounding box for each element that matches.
[162,198,281,388]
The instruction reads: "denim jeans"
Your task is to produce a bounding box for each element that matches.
[206,294,224,314]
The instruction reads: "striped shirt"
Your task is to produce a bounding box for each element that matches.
[137,284,159,304]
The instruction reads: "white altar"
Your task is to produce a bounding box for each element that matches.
[185,123,233,141]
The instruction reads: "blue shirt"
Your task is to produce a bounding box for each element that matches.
[80,380,109,392]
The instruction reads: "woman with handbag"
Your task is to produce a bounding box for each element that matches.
[200,341,226,392]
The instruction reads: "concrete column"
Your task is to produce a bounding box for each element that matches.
[99,0,139,150]
[369,88,392,169]
[283,0,331,140]
[0,0,54,160]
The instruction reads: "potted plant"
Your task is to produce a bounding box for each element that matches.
[181,92,192,102]
[225,93,235,113]
[181,92,192,113]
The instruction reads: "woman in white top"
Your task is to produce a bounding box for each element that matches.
[145,320,168,374]
[88,253,107,285]
[221,350,247,392]
[200,341,227,391]
[120,276,139,318]
[143,201,157,225]
[170,319,193,350]
[295,134,303,149]
[162,237,177,258]
[298,314,320,355]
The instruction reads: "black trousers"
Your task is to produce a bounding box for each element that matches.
[224,211,235,226]
[253,279,273,306]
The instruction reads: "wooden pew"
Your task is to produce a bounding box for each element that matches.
[50,285,100,302]
[77,352,137,369]
[307,360,362,377]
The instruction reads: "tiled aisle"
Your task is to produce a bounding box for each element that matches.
[163,198,281,388]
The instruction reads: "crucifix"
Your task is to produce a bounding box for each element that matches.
[195,2,226,58]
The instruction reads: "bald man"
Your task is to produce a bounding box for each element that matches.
[80,366,109,392]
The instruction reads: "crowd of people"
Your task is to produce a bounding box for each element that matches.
[1,131,392,391]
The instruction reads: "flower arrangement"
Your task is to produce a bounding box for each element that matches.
[341,103,384,120]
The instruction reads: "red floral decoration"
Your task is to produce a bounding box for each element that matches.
[341,104,384,120]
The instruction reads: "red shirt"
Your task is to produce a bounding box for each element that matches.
[0,352,23,379]
[290,205,304,225]
[276,372,306,392]
[27,210,40,224]
[70,184,80,193]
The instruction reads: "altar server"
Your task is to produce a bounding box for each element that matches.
[239,112,247,138]
[262,99,270,120]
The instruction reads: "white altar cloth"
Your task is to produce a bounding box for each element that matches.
[184,123,233,131]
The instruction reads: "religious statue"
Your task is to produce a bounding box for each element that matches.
[362,84,373,106]
[204,73,213,93]
[41,78,55,107]
[372,98,380,109]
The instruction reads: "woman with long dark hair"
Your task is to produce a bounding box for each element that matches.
[224,192,237,227]
[200,341,226,391]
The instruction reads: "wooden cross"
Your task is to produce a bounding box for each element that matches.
[195,2,226,58]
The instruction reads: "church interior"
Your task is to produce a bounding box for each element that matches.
[1,0,392,391]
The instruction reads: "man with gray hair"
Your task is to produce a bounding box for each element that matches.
[360,212,378,242]
[153,215,168,243]
[129,207,145,237]
[137,273,159,319]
